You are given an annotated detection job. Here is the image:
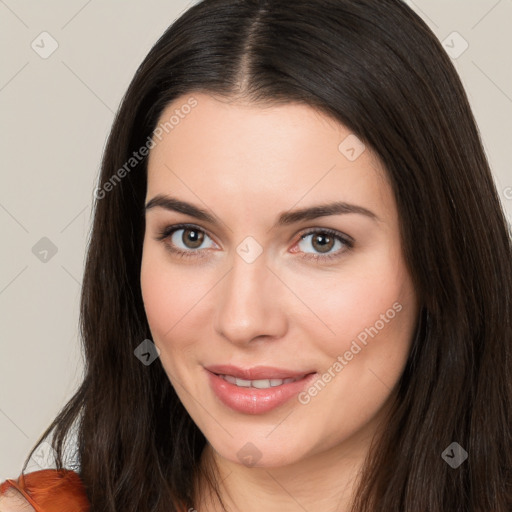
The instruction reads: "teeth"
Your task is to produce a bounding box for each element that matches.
[220,374,304,388]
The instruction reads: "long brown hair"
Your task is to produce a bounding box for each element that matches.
[22,0,512,510]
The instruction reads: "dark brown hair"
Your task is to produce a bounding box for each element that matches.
[22,0,512,510]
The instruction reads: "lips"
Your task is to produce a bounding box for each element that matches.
[206,368,318,414]
[205,364,315,381]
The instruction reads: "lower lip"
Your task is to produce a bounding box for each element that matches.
[206,369,317,414]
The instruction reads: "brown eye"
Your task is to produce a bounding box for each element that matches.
[157,224,217,257]
[310,233,335,253]
[296,229,353,261]
[181,228,204,249]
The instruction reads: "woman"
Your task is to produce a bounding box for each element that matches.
[1,0,511,510]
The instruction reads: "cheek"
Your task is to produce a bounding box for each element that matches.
[289,244,418,383]
[140,251,172,335]
[140,249,191,343]
[140,247,216,351]
[295,263,417,441]
[140,252,196,383]
[296,263,412,347]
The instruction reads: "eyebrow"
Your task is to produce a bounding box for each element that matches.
[144,194,379,227]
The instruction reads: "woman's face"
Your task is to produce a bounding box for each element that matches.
[141,93,419,468]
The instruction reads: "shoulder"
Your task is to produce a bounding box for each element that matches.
[0,469,89,512]
[0,488,36,511]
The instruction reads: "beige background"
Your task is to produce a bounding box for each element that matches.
[0,0,511,479]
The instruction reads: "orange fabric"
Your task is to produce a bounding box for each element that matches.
[0,469,90,512]
[1,468,190,511]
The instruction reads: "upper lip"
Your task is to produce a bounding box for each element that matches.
[205,364,316,380]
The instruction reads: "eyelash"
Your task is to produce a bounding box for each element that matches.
[155,223,354,262]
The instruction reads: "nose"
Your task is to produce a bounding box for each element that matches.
[213,249,288,346]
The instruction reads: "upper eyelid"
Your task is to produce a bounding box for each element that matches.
[160,223,217,244]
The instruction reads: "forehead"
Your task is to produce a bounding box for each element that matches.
[146,93,393,220]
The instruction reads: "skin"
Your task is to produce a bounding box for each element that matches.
[0,489,36,511]
[140,93,419,511]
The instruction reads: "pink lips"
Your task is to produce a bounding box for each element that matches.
[205,365,317,415]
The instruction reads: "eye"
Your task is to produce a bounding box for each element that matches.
[155,224,353,262]
[155,223,217,258]
[293,228,353,262]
